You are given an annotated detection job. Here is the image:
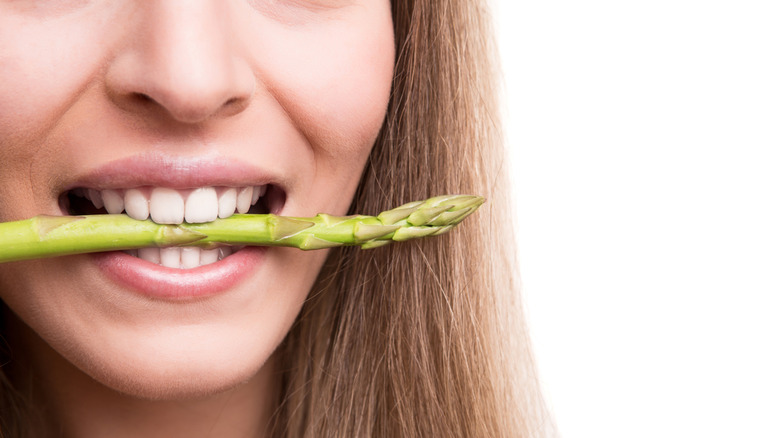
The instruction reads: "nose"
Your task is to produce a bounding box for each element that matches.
[105,1,255,124]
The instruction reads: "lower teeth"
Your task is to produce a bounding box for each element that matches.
[123,246,241,269]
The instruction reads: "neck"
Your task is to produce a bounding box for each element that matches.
[5,311,279,438]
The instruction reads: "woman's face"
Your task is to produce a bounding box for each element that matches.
[0,1,394,398]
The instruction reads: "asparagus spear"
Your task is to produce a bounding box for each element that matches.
[0,195,483,263]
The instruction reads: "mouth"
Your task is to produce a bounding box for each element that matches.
[58,184,287,269]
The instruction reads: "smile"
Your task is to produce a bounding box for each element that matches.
[41,154,290,298]
[60,183,286,269]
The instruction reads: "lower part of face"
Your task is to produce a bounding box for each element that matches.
[0,1,394,399]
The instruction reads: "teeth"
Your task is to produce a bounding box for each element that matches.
[73,185,267,223]
[180,247,201,269]
[130,246,237,269]
[200,248,220,265]
[124,188,150,220]
[138,247,161,264]
[68,185,267,268]
[236,186,253,214]
[102,189,125,214]
[88,189,104,209]
[185,187,218,223]
[218,246,234,259]
[217,188,238,219]
[160,247,182,268]
[252,185,266,205]
[150,188,185,224]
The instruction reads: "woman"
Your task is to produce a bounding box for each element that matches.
[0,0,550,436]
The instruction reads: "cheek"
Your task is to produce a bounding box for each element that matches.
[299,36,394,150]
[0,15,108,140]
[0,12,116,218]
[254,14,395,160]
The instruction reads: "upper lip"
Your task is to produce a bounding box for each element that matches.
[63,151,287,191]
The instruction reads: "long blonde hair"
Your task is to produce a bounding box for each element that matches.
[272,0,552,435]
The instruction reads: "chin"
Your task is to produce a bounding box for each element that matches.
[101,363,258,402]
[119,367,261,402]
[53,311,283,401]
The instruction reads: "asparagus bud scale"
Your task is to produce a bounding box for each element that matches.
[0,195,483,263]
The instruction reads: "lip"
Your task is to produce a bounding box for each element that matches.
[95,246,265,300]
[66,151,287,190]
[65,151,284,300]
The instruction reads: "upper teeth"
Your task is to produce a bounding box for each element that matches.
[80,185,267,224]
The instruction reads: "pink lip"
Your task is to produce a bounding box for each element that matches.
[94,247,265,300]
[68,152,286,190]
[65,152,282,300]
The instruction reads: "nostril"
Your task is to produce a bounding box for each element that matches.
[130,91,247,124]
[132,93,155,105]
[218,96,250,118]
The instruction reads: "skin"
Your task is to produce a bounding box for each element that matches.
[0,1,394,436]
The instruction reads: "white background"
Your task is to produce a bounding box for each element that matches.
[493,1,780,437]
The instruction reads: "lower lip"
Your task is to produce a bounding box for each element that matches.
[94,247,265,300]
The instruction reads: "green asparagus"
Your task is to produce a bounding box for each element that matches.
[0,195,483,263]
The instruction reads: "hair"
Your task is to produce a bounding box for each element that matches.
[1,0,553,436]
[271,0,553,436]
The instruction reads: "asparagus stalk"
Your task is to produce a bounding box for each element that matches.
[0,195,483,263]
